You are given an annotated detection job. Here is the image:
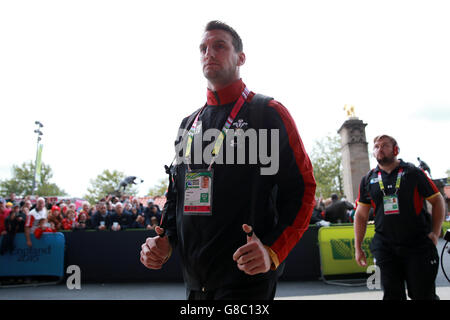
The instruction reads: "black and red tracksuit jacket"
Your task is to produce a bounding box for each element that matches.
[163,79,316,291]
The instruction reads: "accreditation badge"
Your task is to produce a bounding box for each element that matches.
[383,195,400,215]
[183,169,213,215]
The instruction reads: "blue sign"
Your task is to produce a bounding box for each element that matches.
[0,232,65,278]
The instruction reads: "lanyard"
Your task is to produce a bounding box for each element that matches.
[378,167,403,196]
[185,86,250,170]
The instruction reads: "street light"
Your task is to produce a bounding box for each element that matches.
[32,121,44,195]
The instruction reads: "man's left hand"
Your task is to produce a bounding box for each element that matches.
[232,224,271,275]
[428,232,438,246]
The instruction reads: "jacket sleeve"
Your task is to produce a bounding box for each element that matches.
[160,115,191,249]
[160,171,178,248]
[260,100,316,267]
[416,167,440,199]
[356,174,373,207]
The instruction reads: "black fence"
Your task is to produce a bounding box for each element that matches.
[62,226,321,283]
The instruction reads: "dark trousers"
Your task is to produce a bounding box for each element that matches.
[186,277,278,300]
[373,241,439,300]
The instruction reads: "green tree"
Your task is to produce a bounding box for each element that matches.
[84,169,138,204]
[446,169,450,179]
[0,161,66,197]
[148,178,168,197]
[310,134,343,198]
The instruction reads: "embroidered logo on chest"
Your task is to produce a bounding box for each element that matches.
[232,119,248,129]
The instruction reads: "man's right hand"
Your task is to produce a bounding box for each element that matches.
[355,247,367,267]
[140,226,171,270]
[26,240,32,248]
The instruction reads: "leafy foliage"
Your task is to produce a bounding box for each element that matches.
[84,169,138,204]
[310,134,343,198]
[147,178,168,197]
[0,161,66,197]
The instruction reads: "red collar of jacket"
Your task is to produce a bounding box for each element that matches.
[206,79,247,106]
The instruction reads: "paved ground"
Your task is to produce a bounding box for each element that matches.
[1,279,449,300]
[1,239,449,300]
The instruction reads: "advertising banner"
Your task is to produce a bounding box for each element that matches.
[35,143,43,183]
[0,232,65,278]
[318,225,375,276]
[443,221,450,237]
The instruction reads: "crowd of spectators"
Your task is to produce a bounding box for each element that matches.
[309,193,369,226]
[0,192,358,240]
[0,190,376,253]
[0,193,163,253]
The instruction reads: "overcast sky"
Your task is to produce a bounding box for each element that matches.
[1,0,449,198]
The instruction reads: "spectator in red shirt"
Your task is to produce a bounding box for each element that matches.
[59,203,68,218]
[0,200,9,235]
[68,203,78,218]
[0,204,22,254]
[34,218,56,239]
[62,209,77,230]
[4,202,13,216]
[47,206,63,231]
[24,197,47,247]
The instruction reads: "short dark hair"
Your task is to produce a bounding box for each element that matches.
[205,20,243,53]
[373,134,399,149]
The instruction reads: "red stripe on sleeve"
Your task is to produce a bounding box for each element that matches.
[355,186,364,208]
[267,100,316,263]
[421,169,439,194]
[25,215,34,228]
[413,186,424,216]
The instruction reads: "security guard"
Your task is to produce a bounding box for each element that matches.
[354,134,445,300]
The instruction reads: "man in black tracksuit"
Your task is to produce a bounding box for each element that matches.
[324,193,354,223]
[140,20,316,300]
[354,134,445,300]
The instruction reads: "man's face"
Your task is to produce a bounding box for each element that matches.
[99,205,107,213]
[373,138,396,166]
[36,199,45,211]
[200,29,245,88]
[116,204,123,214]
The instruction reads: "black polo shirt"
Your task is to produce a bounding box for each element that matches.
[357,159,440,248]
